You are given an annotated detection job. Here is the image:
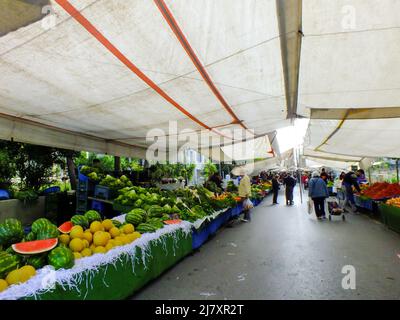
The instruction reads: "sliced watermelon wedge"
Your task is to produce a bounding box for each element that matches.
[163,219,182,225]
[58,221,73,234]
[12,238,58,255]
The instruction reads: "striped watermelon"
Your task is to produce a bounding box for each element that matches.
[0,251,19,278]
[24,232,36,242]
[147,205,164,218]
[26,254,48,269]
[48,246,74,270]
[36,224,59,240]
[71,215,89,229]
[126,208,146,225]
[31,218,52,234]
[84,210,101,223]
[0,218,24,247]
[111,220,122,228]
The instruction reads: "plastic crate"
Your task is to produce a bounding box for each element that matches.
[78,172,89,182]
[0,189,10,200]
[91,200,105,215]
[94,185,111,200]
[43,186,61,195]
[112,202,134,214]
[24,226,32,235]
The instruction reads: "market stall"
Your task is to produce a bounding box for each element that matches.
[0,174,270,300]
[1,223,192,300]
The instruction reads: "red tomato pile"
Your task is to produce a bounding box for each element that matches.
[360,182,400,200]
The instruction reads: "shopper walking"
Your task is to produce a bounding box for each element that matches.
[308,171,329,220]
[238,170,252,222]
[272,175,280,205]
[283,173,296,205]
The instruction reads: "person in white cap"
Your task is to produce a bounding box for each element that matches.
[238,169,252,222]
[308,171,330,220]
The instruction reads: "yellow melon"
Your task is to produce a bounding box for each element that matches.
[59,234,70,246]
[81,248,92,257]
[109,227,120,238]
[19,265,36,282]
[73,252,82,259]
[82,231,93,244]
[122,224,135,234]
[105,243,114,251]
[0,279,8,292]
[69,238,84,252]
[102,219,114,231]
[93,246,106,254]
[6,269,24,285]
[93,231,109,247]
[90,221,104,233]
[82,239,89,248]
[70,226,84,239]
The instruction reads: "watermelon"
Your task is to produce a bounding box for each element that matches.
[0,218,24,247]
[71,215,89,228]
[125,208,146,226]
[84,210,101,223]
[111,220,122,228]
[31,218,52,234]
[12,238,58,255]
[48,246,74,270]
[36,224,59,240]
[24,232,36,242]
[146,218,164,229]
[58,221,73,234]
[136,223,157,233]
[26,254,48,269]
[0,251,19,278]
[147,205,164,218]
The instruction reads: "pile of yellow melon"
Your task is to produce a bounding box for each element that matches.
[59,219,141,259]
[0,265,36,292]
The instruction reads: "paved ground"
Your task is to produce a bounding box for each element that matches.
[131,189,400,300]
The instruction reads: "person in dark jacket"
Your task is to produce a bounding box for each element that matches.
[272,175,280,205]
[308,171,330,219]
[208,172,223,190]
[283,173,296,205]
[343,171,361,212]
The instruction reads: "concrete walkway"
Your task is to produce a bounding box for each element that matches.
[131,189,400,300]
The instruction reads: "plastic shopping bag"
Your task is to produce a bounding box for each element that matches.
[243,198,254,210]
[307,198,313,214]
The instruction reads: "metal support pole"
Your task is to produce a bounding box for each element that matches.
[396,159,399,183]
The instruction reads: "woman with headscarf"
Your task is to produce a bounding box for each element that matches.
[308,171,330,220]
[238,169,252,222]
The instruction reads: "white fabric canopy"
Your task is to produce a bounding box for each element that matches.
[0,0,290,157]
[231,157,281,176]
[298,0,400,117]
[1,0,400,163]
[305,117,400,159]
[303,157,358,171]
[197,135,273,163]
[302,148,362,163]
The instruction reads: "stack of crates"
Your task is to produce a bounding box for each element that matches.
[76,179,93,214]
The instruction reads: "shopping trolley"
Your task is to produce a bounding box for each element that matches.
[326,196,345,221]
